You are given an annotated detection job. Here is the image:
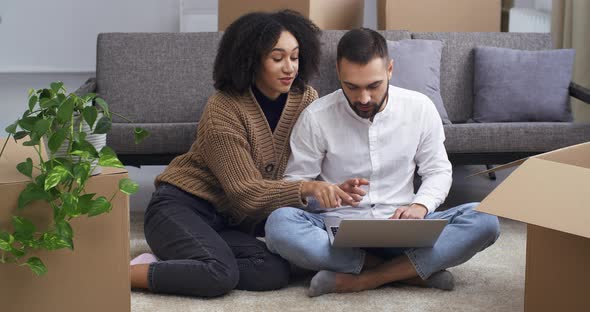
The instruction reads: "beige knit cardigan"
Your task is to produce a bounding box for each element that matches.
[155,85,318,233]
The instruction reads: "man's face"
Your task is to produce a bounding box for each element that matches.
[337,56,393,120]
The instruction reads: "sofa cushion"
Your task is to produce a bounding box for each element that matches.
[443,122,590,153]
[387,39,450,124]
[108,123,197,155]
[412,32,552,123]
[473,47,575,123]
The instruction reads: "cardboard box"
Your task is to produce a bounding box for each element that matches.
[0,138,130,312]
[377,0,501,32]
[218,0,364,31]
[474,142,590,312]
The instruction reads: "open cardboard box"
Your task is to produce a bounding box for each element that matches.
[0,138,130,312]
[474,142,590,312]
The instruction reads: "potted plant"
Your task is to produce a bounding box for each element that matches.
[0,81,149,275]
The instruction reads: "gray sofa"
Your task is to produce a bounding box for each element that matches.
[76,30,590,167]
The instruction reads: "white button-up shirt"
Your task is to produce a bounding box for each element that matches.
[284,85,452,219]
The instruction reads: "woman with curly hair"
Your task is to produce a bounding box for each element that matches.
[129,10,356,297]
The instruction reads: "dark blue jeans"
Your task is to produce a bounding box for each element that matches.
[143,182,290,297]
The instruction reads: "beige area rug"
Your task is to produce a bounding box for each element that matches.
[130,213,526,312]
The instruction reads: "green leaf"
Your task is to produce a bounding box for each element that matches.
[82,106,98,130]
[10,247,26,258]
[119,178,139,195]
[18,116,38,131]
[12,216,36,241]
[78,131,87,142]
[39,98,59,109]
[56,97,75,124]
[82,93,97,104]
[0,232,14,251]
[24,257,48,276]
[28,95,38,111]
[22,139,40,147]
[13,131,29,140]
[98,146,124,168]
[134,127,150,144]
[18,183,50,209]
[32,118,51,138]
[16,157,33,178]
[93,116,111,134]
[40,232,72,250]
[87,196,111,217]
[71,139,98,159]
[5,120,18,134]
[56,220,73,240]
[94,97,110,118]
[73,162,91,186]
[38,88,52,100]
[27,88,36,97]
[48,128,67,153]
[50,81,64,94]
[35,173,46,187]
[61,192,80,217]
[77,193,96,215]
[44,165,70,190]
[56,93,66,105]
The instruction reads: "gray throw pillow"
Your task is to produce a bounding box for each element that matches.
[473,46,575,122]
[387,39,450,124]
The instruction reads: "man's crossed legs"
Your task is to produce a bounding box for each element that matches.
[264,202,500,297]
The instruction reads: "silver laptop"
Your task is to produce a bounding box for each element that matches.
[325,217,448,248]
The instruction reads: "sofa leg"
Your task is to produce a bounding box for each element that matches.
[485,164,497,180]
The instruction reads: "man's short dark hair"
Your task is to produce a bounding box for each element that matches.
[337,28,389,65]
[213,10,321,95]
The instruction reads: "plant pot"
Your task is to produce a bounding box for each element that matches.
[43,114,106,176]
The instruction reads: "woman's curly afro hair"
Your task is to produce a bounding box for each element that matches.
[213,10,321,95]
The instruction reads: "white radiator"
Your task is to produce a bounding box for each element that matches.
[508,8,551,33]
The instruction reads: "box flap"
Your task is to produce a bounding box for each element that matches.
[469,142,590,177]
[476,157,590,239]
[535,142,590,169]
[467,157,529,178]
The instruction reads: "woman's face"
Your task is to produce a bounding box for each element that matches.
[254,31,299,100]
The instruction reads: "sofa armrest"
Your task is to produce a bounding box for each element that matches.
[74,78,97,96]
[569,82,590,105]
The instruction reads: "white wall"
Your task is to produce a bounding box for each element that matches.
[0,0,180,73]
[0,0,181,132]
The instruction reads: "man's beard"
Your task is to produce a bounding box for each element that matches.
[343,87,389,120]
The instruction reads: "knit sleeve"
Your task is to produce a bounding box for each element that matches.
[200,127,306,218]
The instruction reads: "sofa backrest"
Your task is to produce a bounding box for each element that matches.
[96,31,410,155]
[413,32,552,123]
[95,31,552,156]
[97,32,222,155]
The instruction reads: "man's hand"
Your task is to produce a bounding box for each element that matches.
[389,204,428,219]
[301,181,358,208]
[339,178,369,203]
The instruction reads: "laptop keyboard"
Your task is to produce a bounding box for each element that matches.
[330,226,339,236]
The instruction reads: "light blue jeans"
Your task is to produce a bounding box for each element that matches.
[264,202,500,279]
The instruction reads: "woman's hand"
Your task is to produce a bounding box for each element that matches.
[301,181,359,208]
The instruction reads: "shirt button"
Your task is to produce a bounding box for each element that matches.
[371,204,376,208]
[265,164,274,173]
